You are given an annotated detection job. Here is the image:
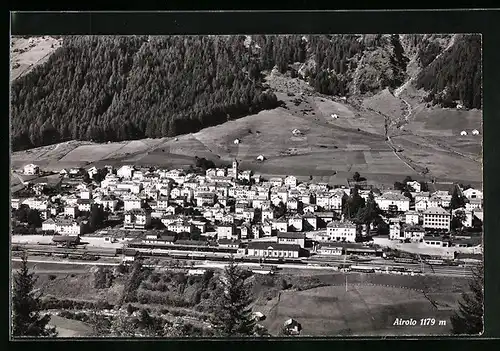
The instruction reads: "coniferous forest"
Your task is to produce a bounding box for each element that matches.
[11,36,279,151]
[11,34,482,151]
[415,34,482,109]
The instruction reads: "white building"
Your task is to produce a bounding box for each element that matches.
[287,215,303,232]
[124,209,151,230]
[269,177,283,187]
[463,188,483,201]
[427,195,443,208]
[217,225,234,240]
[389,220,404,240]
[406,181,421,193]
[376,193,410,212]
[117,165,135,179]
[466,198,483,211]
[415,199,428,212]
[262,209,274,221]
[99,196,118,212]
[284,176,297,188]
[326,221,357,242]
[405,211,420,225]
[23,164,39,176]
[53,218,84,235]
[404,226,426,242]
[423,207,451,232]
[64,206,79,218]
[124,196,143,211]
[76,198,93,212]
[80,189,92,200]
[246,242,300,258]
[167,221,193,234]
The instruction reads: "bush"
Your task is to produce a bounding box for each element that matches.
[201,291,210,299]
[150,273,161,284]
[261,276,275,287]
[48,274,57,281]
[126,304,136,315]
[115,264,127,275]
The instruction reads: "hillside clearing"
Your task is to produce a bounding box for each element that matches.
[10,36,62,81]
[256,284,458,336]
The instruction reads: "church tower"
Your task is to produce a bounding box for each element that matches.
[232,159,239,180]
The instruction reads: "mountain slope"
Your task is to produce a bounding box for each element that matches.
[10,34,481,152]
[415,34,481,109]
[11,36,279,151]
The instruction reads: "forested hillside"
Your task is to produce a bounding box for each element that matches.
[415,34,481,109]
[11,36,279,151]
[11,34,482,151]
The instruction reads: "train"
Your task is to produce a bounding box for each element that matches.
[393,257,418,264]
[349,265,376,273]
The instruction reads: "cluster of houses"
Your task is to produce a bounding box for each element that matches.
[388,186,483,245]
[12,160,483,258]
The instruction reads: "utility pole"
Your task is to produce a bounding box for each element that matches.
[344,251,348,292]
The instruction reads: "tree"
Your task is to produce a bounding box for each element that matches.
[394,181,405,191]
[83,172,92,184]
[403,190,413,201]
[93,267,112,289]
[451,210,466,232]
[109,314,137,337]
[450,187,466,210]
[356,192,381,234]
[92,168,108,183]
[209,261,256,337]
[89,204,105,231]
[121,261,148,304]
[26,209,42,228]
[87,308,112,336]
[343,187,365,220]
[12,253,57,337]
[15,205,30,223]
[450,264,484,335]
[352,172,361,182]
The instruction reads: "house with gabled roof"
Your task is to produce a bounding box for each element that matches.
[288,214,303,232]
[273,217,289,233]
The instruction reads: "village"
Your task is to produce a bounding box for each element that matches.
[11,159,483,266]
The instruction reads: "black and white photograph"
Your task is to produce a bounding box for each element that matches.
[10,30,483,338]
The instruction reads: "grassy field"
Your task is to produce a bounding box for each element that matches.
[255,273,467,336]
[11,36,62,81]
[362,88,408,121]
[11,72,482,186]
[406,107,482,135]
[10,259,470,337]
[48,315,93,337]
